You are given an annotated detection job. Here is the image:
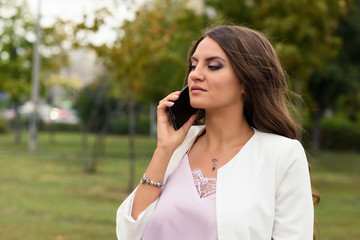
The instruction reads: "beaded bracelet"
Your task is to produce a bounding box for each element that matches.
[141,174,164,187]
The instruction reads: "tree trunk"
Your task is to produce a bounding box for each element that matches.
[13,103,21,144]
[81,125,90,172]
[311,108,323,155]
[48,123,56,144]
[89,134,101,174]
[149,103,157,138]
[128,91,136,192]
[295,76,303,140]
[89,101,111,173]
[82,83,108,173]
[89,97,124,173]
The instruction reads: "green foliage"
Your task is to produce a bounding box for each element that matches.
[337,0,360,65]
[136,1,210,102]
[87,0,209,104]
[206,0,360,152]
[76,78,121,132]
[206,0,348,80]
[110,115,129,134]
[332,0,360,118]
[258,0,345,77]
[0,0,69,104]
[308,63,355,109]
[41,122,79,132]
[205,0,253,24]
[308,0,360,118]
[110,112,150,135]
[0,0,34,103]
[76,78,151,134]
[320,115,360,152]
[0,116,9,133]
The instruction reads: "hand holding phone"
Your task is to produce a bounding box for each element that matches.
[167,85,198,130]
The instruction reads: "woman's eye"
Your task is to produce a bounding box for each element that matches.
[190,65,196,71]
[208,65,222,71]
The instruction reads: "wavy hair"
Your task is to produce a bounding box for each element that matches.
[184,25,320,239]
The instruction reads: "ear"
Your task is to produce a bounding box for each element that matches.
[239,83,245,95]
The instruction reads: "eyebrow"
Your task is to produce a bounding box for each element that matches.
[191,56,226,63]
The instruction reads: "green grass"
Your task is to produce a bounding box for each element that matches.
[309,152,360,239]
[0,131,359,239]
[0,131,155,240]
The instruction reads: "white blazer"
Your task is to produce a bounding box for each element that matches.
[116,126,314,240]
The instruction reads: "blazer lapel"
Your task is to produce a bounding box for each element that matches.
[163,125,205,183]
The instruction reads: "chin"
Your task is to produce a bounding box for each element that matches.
[190,99,205,109]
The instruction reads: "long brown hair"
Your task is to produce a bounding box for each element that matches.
[184,25,320,238]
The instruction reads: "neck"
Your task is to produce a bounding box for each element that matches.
[203,106,253,150]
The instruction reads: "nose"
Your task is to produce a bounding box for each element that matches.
[188,65,205,82]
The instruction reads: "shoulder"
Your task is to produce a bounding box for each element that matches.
[252,129,308,184]
[254,128,296,145]
[252,128,307,170]
[250,130,308,189]
[253,128,304,155]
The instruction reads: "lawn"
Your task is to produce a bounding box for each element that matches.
[0,131,359,239]
[0,131,155,240]
[309,151,360,239]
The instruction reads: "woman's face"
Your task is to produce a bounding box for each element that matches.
[187,37,244,111]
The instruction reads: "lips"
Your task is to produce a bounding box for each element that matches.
[191,86,205,91]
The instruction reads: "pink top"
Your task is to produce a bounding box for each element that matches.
[142,153,218,240]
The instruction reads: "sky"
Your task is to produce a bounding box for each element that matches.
[25,0,139,45]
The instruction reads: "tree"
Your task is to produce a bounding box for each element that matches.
[109,0,208,191]
[205,0,349,136]
[308,0,360,153]
[333,0,360,121]
[0,0,69,144]
[76,76,123,173]
[0,1,34,143]
[40,6,121,172]
[64,0,208,181]
[76,0,208,188]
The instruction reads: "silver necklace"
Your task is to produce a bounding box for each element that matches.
[207,129,253,171]
[210,144,240,171]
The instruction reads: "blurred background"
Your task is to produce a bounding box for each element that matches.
[0,0,359,239]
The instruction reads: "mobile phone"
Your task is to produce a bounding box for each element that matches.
[167,85,198,130]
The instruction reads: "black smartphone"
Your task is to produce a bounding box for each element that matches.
[167,85,198,130]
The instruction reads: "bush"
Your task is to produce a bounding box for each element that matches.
[136,114,150,135]
[0,116,8,133]
[110,114,150,135]
[41,122,80,132]
[110,115,128,134]
[320,116,360,152]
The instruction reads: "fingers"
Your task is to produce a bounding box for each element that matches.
[156,91,197,150]
[157,91,181,109]
[180,112,198,133]
[157,91,181,126]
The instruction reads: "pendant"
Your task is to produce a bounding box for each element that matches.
[212,158,217,171]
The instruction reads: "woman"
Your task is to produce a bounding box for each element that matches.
[116,25,318,240]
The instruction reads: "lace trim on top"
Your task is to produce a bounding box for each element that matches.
[192,169,217,198]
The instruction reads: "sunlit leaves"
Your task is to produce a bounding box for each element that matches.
[0,0,70,104]
[206,0,349,80]
[94,0,208,103]
[0,1,33,102]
